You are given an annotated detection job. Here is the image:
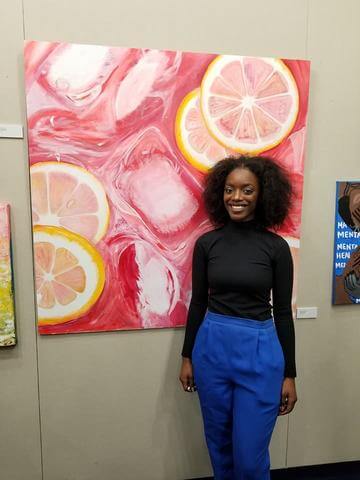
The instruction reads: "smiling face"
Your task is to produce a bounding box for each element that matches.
[223,167,260,222]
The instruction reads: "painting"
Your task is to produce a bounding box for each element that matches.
[24,41,310,334]
[0,204,16,346]
[332,181,360,304]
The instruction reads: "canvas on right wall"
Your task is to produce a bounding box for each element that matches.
[332,181,360,304]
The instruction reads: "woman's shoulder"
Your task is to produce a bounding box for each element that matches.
[195,225,225,247]
[260,228,291,254]
[262,228,288,242]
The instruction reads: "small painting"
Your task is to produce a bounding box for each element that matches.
[332,181,360,304]
[0,204,16,346]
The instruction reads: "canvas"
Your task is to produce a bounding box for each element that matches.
[0,204,16,346]
[24,41,310,334]
[332,181,360,304]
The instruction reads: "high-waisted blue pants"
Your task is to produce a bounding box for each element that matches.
[192,311,284,480]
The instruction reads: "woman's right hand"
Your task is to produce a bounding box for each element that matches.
[179,357,197,393]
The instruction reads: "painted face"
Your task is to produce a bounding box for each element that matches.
[223,167,260,222]
[348,185,360,228]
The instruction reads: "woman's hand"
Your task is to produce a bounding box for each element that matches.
[279,377,297,415]
[179,357,197,393]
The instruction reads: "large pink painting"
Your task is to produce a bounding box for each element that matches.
[24,41,310,334]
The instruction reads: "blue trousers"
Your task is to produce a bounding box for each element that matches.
[192,311,284,480]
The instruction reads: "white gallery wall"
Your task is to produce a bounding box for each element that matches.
[0,1,360,479]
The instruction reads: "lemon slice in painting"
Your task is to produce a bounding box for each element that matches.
[34,225,105,325]
[31,161,109,243]
[200,56,299,154]
[175,88,233,172]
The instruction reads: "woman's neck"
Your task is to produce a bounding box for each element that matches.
[224,217,259,231]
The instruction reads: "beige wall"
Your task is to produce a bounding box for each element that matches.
[0,0,359,479]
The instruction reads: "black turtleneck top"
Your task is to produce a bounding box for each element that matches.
[181,219,296,378]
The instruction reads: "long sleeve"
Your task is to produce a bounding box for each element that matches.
[272,240,297,378]
[181,238,209,358]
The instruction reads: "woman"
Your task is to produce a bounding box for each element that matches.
[179,156,297,480]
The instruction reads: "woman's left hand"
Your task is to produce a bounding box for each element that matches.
[279,377,297,415]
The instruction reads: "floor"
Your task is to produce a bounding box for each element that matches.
[271,462,360,480]
[271,472,359,480]
[190,462,360,479]
[192,476,359,480]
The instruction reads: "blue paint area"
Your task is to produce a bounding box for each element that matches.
[332,181,360,304]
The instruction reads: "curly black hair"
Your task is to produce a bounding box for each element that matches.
[203,156,293,229]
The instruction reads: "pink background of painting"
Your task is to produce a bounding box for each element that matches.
[24,42,310,334]
[0,204,11,258]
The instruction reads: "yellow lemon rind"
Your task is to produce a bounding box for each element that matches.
[34,225,105,326]
[175,88,213,173]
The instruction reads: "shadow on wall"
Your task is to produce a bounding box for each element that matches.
[152,329,212,480]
